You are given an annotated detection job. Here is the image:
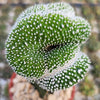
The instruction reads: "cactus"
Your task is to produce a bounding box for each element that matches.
[5,2,91,92]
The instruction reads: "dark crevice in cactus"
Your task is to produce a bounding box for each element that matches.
[44,43,66,52]
[44,44,60,51]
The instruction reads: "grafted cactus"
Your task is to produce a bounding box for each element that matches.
[6,2,91,92]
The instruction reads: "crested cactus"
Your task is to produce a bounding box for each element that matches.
[6,2,91,92]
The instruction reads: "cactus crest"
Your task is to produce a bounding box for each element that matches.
[6,2,91,92]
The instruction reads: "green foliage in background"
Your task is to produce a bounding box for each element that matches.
[82,5,95,22]
[86,0,97,3]
[79,77,95,97]
[4,83,9,97]
[95,6,100,20]
[0,6,11,22]
[88,53,100,78]
[86,34,100,52]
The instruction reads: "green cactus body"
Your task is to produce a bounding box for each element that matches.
[6,2,91,92]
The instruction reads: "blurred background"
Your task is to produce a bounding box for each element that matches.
[0,0,100,100]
